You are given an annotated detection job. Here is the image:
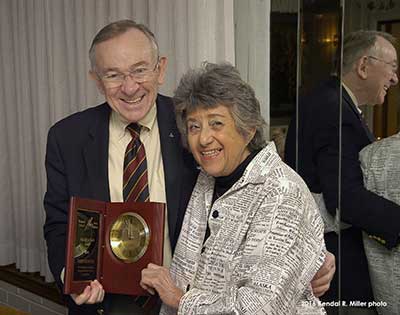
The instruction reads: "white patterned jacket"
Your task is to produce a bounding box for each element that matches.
[160,143,326,315]
[360,132,400,315]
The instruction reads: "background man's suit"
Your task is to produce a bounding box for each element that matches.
[285,77,400,304]
[43,94,199,314]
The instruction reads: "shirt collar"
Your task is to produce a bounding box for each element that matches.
[342,82,362,114]
[110,103,157,139]
[139,102,157,131]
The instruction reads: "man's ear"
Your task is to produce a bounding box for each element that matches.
[356,56,369,80]
[157,56,168,85]
[89,70,105,95]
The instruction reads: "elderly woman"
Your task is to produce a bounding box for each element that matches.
[140,63,327,314]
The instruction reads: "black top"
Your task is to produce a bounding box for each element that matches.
[202,149,261,244]
[212,149,260,203]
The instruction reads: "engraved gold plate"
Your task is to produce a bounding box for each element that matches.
[110,212,150,262]
[74,211,97,258]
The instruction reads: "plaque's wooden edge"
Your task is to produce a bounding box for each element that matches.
[64,196,78,294]
[64,197,105,295]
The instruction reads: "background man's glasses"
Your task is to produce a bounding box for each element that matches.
[367,55,398,74]
[98,59,159,88]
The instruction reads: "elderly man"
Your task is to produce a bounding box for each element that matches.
[285,30,400,314]
[44,19,334,315]
[43,20,199,315]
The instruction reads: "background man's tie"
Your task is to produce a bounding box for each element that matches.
[123,123,150,202]
[359,111,375,142]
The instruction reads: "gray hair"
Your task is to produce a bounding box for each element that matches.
[89,19,159,71]
[343,30,397,74]
[174,62,267,152]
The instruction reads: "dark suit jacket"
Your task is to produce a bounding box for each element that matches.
[285,77,400,303]
[43,94,198,314]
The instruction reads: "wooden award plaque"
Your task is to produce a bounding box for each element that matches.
[64,196,165,296]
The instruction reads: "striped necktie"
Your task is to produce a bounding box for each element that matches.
[123,123,150,202]
[122,125,156,309]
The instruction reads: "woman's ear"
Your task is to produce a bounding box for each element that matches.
[247,128,257,144]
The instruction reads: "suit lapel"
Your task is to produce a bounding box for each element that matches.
[156,95,183,240]
[82,104,111,201]
[343,89,375,142]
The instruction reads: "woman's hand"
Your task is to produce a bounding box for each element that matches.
[311,251,336,297]
[70,279,105,305]
[140,263,184,309]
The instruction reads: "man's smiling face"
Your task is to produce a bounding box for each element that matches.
[91,28,167,123]
[364,36,398,106]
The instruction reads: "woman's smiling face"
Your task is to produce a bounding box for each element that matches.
[186,104,253,177]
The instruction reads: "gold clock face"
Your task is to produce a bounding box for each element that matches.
[74,211,97,258]
[109,212,150,263]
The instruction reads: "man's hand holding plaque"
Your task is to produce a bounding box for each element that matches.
[64,197,165,296]
[70,280,104,305]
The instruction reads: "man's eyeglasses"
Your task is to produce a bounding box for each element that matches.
[367,55,398,74]
[98,59,160,88]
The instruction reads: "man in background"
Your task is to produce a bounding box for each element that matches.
[285,30,400,314]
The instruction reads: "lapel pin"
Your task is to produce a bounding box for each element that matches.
[169,132,174,138]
